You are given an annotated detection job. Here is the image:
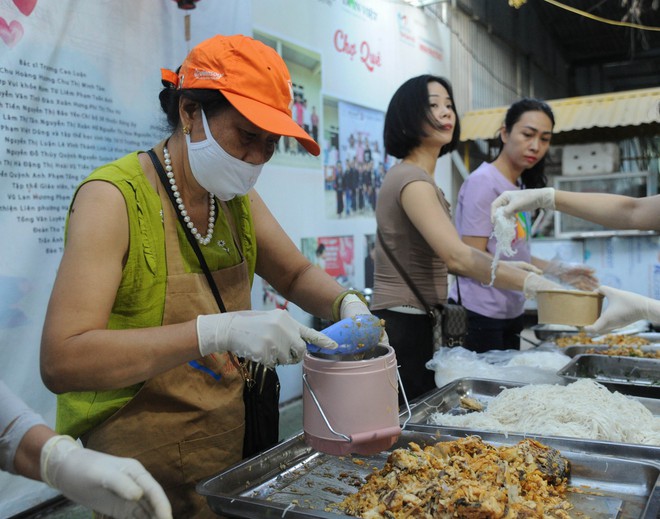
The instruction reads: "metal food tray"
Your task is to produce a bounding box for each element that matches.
[563,344,660,358]
[557,354,660,398]
[404,377,660,460]
[531,323,582,342]
[197,428,660,519]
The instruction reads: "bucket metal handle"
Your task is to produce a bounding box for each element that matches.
[302,373,350,442]
[397,368,412,429]
[302,367,411,443]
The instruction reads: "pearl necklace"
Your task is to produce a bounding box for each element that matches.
[163,146,215,245]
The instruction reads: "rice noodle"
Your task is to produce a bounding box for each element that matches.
[490,206,517,285]
[428,379,660,445]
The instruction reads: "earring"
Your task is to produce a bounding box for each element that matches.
[182,126,191,135]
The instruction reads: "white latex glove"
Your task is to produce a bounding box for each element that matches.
[197,309,338,367]
[40,435,172,519]
[491,187,556,221]
[543,259,599,291]
[339,293,371,320]
[502,261,543,275]
[339,294,390,346]
[584,285,660,334]
[340,294,390,346]
[522,272,563,300]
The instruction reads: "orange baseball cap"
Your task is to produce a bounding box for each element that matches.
[161,34,320,156]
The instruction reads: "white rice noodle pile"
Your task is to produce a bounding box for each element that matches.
[490,206,517,286]
[428,379,660,446]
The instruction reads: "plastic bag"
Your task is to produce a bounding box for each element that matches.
[425,345,570,389]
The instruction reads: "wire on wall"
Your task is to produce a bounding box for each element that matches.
[510,0,660,32]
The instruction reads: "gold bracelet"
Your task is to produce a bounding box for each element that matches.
[331,289,368,322]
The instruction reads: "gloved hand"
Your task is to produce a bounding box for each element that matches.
[40,435,172,519]
[491,187,556,221]
[339,293,371,320]
[584,285,660,334]
[502,261,543,275]
[197,309,338,367]
[522,272,563,300]
[543,259,599,291]
[340,294,390,346]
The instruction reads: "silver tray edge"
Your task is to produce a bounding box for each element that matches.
[197,427,660,519]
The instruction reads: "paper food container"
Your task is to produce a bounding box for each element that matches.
[536,289,604,327]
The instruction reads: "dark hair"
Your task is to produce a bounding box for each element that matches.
[159,69,231,132]
[383,75,460,159]
[497,98,555,189]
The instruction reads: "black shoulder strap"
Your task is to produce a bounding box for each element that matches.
[147,149,227,313]
[377,229,433,315]
[455,276,462,304]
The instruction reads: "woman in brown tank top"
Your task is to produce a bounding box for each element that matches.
[371,75,561,403]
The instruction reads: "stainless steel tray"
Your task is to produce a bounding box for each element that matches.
[404,377,659,459]
[563,344,660,358]
[197,428,660,518]
[558,354,660,398]
[531,323,582,341]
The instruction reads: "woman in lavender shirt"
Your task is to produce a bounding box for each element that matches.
[449,99,597,352]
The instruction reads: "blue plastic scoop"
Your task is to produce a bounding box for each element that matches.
[306,314,384,356]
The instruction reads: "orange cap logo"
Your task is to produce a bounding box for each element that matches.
[193,68,224,81]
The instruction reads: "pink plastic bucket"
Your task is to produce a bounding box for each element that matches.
[302,345,402,456]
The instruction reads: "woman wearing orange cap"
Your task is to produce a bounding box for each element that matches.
[40,34,375,517]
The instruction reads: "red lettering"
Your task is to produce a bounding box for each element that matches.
[334,29,381,71]
[360,41,381,72]
[334,29,356,60]
[360,41,373,72]
[419,43,443,61]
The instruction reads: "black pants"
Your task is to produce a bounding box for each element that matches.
[371,309,436,406]
[448,301,524,353]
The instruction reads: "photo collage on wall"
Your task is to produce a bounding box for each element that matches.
[260,279,290,312]
[255,29,394,305]
[323,100,391,220]
[300,236,355,289]
[254,31,322,169]
[322,99,391,297]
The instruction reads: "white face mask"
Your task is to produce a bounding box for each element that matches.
[185,110,264,201]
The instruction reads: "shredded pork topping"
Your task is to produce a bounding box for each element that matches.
[340,436,572,519]
[555,333,650,348]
